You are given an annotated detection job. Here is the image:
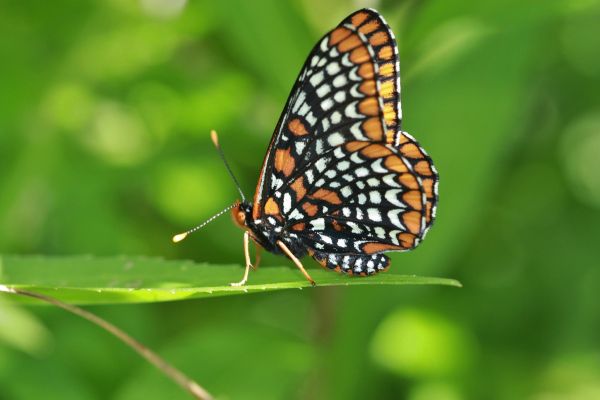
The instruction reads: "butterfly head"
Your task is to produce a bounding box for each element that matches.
[231,201,253,230]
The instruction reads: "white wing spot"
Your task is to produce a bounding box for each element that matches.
[356,167,369,177]
[299,102,310,117]
[333,75,347,88]
[369,191,382,204]
[315,158,327,172]
[283,192,292,213]
[316,84,331,98]
[385,189,405,207]
[328,132,344,147]
[331,111,342,124]
[326,62,341,75]
[337,161,350,171]
[292,91,306,113]
[322,98,334,111]
[345,101,361,118]
[310,71,324,87]
[367,177,380,187]
[311,218,325,231]
[321,234,333,244]
[367,208,382,221]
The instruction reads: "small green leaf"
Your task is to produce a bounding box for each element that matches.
[0,255,461,305]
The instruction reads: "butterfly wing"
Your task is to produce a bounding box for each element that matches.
[252,9,438,274]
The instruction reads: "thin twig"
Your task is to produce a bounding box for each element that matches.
[0,285,214,400]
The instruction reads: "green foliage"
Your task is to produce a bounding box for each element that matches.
[1,0,600,399]
[0,255,459,304]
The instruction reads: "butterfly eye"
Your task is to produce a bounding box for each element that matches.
[231,207,247,229]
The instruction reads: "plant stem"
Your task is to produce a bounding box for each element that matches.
[0,285,214,400]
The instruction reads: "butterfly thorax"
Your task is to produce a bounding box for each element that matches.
[231,201,308,258]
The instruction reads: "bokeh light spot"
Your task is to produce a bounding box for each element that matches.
[560,112,600,208]
[152,161,230,225]
[370,308,475,378]
[83,101,154,166]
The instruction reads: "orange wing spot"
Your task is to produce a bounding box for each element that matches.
[378,45,393,60]
[402,211,422,234]
[329,27,351,46]
[399,173,419,189]
[362,242,403,254]
[386,130,395,144]
[401,143,424,159]
[350,46,369,64]
[346,141,370,152]
[358,62,375,79]
[425,202,433,223]
[351,11,369,26]
[385,155,409,173]
[338,34,362,52]
[383,102,397,125]
[379,62,394,77]
[332,220,344,232]
[288,118,308,136]
[291,222,306,231]
[359,20,380,35]
[310,188,342,205]
[414,160,433,176]
[274,147,295,177]
[290,176,307,201]
[361,144,393,158]
[380,80,395,99]
[359,80,376,96]
[398,233,416,248]
[302,202,319,217]
[422,177,434,198]
[370,31,390,46]
[362,117,384,141]
[264,197,280,215]
[397,133,410,144]
[359,97,379,116]
[403,190,423,210]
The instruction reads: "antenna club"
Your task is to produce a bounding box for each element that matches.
[172,232,188,243]
[210,130,219,147]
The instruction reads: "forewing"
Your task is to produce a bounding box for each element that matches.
[252,8,401,220]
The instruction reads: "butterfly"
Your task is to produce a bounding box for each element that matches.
[174,8,438,286]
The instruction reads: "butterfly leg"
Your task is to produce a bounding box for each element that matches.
[276,240,316,286]
[252,245,262,270]
[231,231,254,286]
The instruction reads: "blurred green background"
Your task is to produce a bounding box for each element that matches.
[1,0,600,398]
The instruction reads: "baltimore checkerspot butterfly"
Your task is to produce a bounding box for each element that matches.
[173,8,439,286]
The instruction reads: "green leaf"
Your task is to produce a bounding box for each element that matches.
[0,255,460,305]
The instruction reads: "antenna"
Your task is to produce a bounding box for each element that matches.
[211,130,246,202]
[172,202,238,243]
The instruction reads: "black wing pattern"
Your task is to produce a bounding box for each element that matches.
[252,9,438,276]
